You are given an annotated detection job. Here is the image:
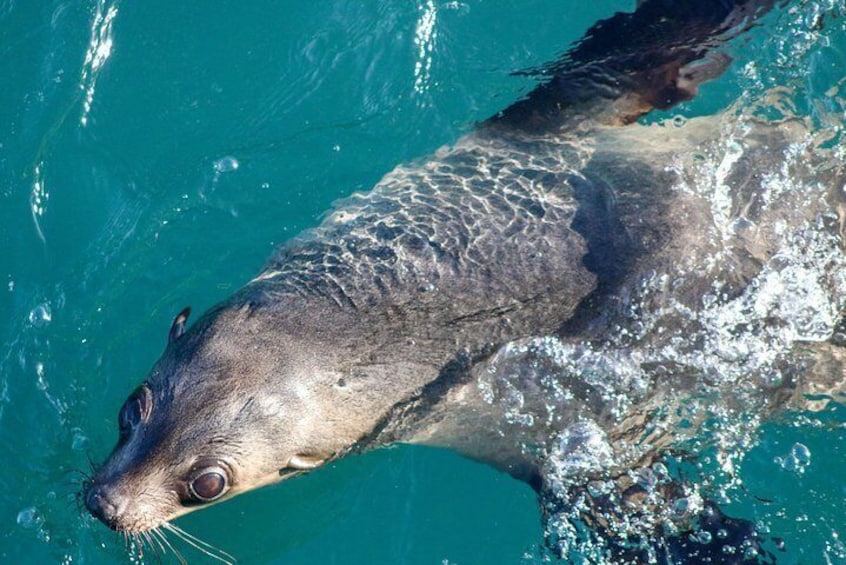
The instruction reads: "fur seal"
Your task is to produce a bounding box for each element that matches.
[84,0,846,562]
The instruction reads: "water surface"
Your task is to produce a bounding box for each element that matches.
[2,1,846,563]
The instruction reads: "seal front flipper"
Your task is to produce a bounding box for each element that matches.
[486,0,777,132]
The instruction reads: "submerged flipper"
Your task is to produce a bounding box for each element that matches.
[541,471,778,564]
[486,0,777,132]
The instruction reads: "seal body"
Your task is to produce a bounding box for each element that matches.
[83,0,846,560]
[85,112,846,533]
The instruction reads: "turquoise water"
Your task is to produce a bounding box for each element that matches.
[2,1,846,563]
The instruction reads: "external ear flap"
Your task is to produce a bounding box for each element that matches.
[168,307,191,344]
[286,454,325,470]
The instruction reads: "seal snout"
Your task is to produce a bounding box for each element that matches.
[84,483,126,530]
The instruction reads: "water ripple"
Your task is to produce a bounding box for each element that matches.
[79,0,118,127]
[412,0,438,99]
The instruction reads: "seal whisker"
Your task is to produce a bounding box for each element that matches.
[163,522,236,564]
[150,530,170,565]
[70,468,93,508]
[133,532,146,560]
[73,500,89,521]
[71,490,84,515]
[68,467,93,482]
[140,531,159,564]
[152,527,188,565]
[139,533,154,560]
[149,529,169,562]
[85,451,98,475]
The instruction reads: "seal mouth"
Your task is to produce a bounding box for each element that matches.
[83,480,237,563]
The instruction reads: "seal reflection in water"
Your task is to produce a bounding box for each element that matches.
[84,0,846,562]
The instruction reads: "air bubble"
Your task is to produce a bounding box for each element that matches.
[17,507,43,529]
[586,480,607,498]
[28,304,52,327]
[635,468,657,490]
[71,429,88,451]
[671,497,691,519]
[651,461,669,482]
[443,1,470,14]
[761,371,783,388]
[35,362,47,390]
[792,442,811,465]
[743,547,759,559]
[695,530,713,544]
[777,442,811,473]
[213,156,239,173]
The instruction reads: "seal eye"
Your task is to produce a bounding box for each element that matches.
[118,385,152,437]
[189,468,228,502]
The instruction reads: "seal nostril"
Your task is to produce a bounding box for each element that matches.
[84,484,120,528]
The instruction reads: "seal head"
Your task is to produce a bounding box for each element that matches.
[85,305,339,532]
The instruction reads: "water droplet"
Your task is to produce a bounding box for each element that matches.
[28,303,52,327]
[213,156,239,173]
